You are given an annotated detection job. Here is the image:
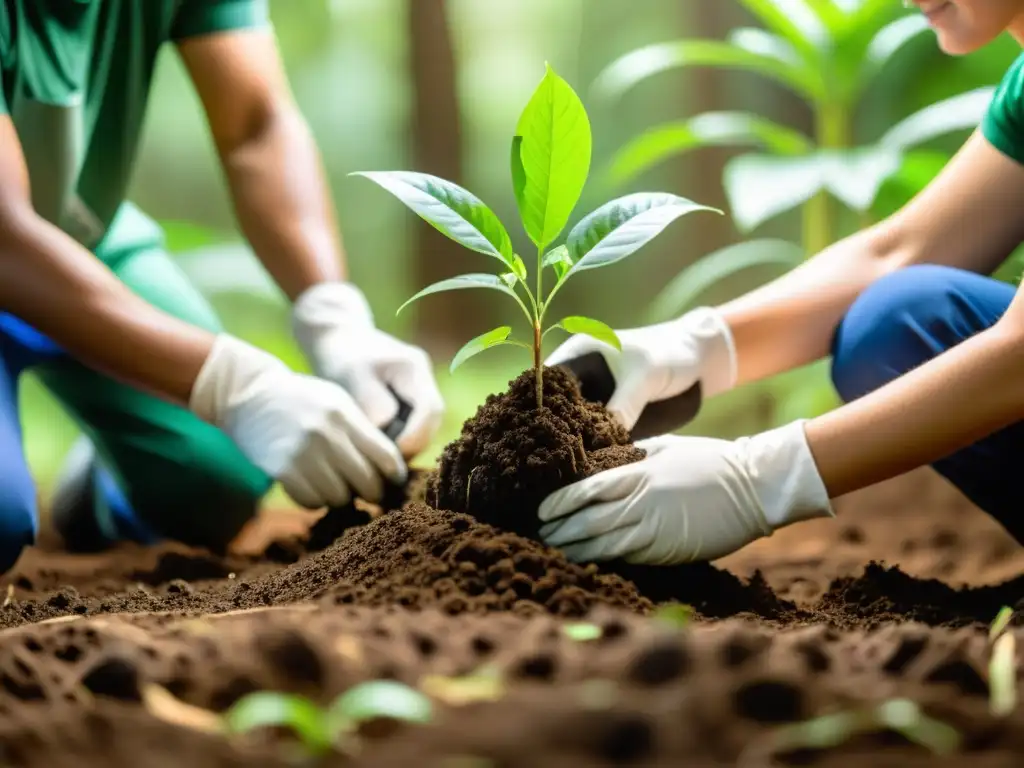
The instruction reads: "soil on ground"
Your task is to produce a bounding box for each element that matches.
[1,367,1023,766]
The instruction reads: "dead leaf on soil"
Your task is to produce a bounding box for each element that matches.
[335,634,365,665]
[419,667,505,706]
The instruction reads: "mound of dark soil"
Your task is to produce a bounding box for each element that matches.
[427,366,645,539]
[241,503,652,617]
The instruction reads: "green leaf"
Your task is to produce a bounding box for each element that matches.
[607,111,811,185]
[723,148,903,230]
[879,87,994,151]
[875,699,962,755]
[864,14,930,72]
[646,239,805,323]
[397,273,520,315]
[991,606,1015,641]
[592,40,823,104]
[727,27,802,66]
[556,316,621,351]
[351,171,514,268]
[563,623,603,642]
[451,326,514,373]
[225,692,331,753]
[500,272,518,289]
[734,0,830,60]
[159,220,229,253]
[329,681,433,731]
[513,64,592,249]
[511,253,528,281]
[542,244,573,280]
[566,193,720,275]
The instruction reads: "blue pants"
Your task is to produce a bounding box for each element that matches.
[831,264,1023,542]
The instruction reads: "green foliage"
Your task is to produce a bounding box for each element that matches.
[225,681,432,756]
[598,1,992,253]
[354,63,719,407]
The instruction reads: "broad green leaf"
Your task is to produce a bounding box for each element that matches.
[607,111,811,185]
[864,14,930,73]
[727,27,802,66]
[225,693,330,752]
[329,681,433,730]
[542,244,573,280]
[879,87,994,151]
[451,326,514,373]
[646,239,805,323]
[556,316,621,351]
[592,40,823,104]
[513,64,592,249]
[352,171,514,268]
[566,193,721,275]
[723,148,903,230]
[735,0,830,59]
[159,220,228,253]
[396,273,520,315]
[500,272,517,289]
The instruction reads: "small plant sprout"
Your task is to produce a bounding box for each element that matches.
[988,606,1018,717]
[743,698,960,765]
[653,603,694,629]
[225,681,432,756]
[563,622,603,642]
[353,63,719,409]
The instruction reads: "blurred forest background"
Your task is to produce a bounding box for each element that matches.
[19,0,1024,505]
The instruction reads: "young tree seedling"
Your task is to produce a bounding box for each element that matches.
[225,680,432,757]
[352,63,720,409]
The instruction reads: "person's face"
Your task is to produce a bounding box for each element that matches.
[908,0,1024,54]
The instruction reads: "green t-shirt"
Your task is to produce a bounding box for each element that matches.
[983,51,1024,166]
[0,0,269,247]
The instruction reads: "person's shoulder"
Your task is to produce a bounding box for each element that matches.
[981,52,1024,165]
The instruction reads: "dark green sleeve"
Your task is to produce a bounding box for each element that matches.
[981,52,1024,165]
[170,0,270,42]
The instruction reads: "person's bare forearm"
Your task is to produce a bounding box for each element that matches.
[220,104,345,301]
[806,317,1024,498]
[716,225,912,386]
[0,209,213,404]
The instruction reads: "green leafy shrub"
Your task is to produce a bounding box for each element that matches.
[353,63,719,408]
[597,0,991,254]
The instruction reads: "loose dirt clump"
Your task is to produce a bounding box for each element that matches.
[427,366,644,539]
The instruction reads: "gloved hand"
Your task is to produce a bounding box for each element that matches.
[291,281,444,458]
[544,306,737,432]
[538,421,833,564]
[189,334,407,509]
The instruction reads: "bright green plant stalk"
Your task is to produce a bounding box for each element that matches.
[352,63,720,409]
[596,0,993,258]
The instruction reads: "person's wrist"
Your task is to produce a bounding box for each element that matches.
[291,281,374,375]
[675,307,737,398]
[739,420,834,529]
[189,334,290,427]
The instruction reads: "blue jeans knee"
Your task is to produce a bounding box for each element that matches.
[831,264,1014,402]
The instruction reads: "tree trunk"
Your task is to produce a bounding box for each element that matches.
[408,0,479,357]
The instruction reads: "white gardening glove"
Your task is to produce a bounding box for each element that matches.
[291,282,444,459]
[537,421,833,564]
[189,334,407,509]
[544,306,737,432]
